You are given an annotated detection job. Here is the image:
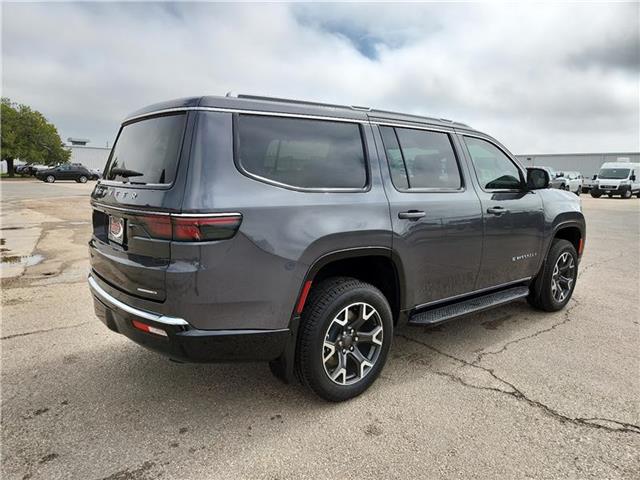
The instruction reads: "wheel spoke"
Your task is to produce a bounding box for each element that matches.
[329,351,348,385]
[323,340,336,363]
[350,303,375,331]
[356,325,383,346]
[348,346,374,378]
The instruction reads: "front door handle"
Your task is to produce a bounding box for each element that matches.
[398,210,426,220]
[487,206,509,216]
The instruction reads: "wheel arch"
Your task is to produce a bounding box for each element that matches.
[299,247,405,324]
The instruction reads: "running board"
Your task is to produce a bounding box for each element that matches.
[408,286,530,326]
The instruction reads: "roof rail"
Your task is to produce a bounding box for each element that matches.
[231,93,470,127]
[236,94,351,110]
[350,105,371,112]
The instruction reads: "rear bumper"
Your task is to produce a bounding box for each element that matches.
[88,274,289,363]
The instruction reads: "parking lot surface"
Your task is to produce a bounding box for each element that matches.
[1,181,639,479]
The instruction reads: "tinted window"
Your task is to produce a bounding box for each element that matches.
[381,126,461,189]
[104,113,186,185]
[379,126,409,189]
[236,115,366,189]
[464,137,522,190]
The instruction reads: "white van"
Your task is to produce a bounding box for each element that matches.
[590,162,640,199]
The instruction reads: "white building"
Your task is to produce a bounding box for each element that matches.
[68,145,111,172]
[516,152,640,178]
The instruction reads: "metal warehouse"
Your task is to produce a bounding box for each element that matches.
[516,152,640,178]
[68,145,111,172]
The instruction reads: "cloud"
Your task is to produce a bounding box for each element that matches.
[2,2,638,153]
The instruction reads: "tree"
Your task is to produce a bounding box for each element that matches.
[1,98,70,177]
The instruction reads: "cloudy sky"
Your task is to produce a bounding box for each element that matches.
[2,2,639,154]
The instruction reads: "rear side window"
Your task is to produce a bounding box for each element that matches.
[380,126,462,190]
[104,113,187,185]
[236,115,367,190]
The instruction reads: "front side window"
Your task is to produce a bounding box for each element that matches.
[464,137,522,190]
[236,115,367,189]
[104,113,187,185]
[380,126,462,190]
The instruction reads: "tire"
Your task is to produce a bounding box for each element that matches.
[590,191,601,198]
[46,175,55,183]
[78,175,88,183]
[527,239,578,312]
[622,189,632,199]
[636,192,640,198]
[575,189,580,196]
[296,277,392,402]
[563,184,570,191]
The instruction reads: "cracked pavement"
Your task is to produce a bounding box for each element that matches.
[1,181,639,479]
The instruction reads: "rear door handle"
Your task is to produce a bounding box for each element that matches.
[398,210,426,220]
[487,206,509,216]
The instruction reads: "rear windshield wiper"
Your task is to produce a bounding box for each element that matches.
[110,167,144,178]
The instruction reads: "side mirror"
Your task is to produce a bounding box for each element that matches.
[592,175,597,180]
[631,175,636,181]
[527,168,550,190]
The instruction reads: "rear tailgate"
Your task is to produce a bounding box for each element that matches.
[89,112,191,302]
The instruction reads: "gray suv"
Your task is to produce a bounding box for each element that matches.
[88,94,585,401]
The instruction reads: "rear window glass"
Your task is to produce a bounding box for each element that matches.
[104,113,186,185]
[236,115,367,189]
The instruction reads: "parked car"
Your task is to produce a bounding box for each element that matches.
[35,164,95,183]
[14,164,30,175]
[562,171,583,195]
[88,94,586,401]
[582,174,597,193]
[531,166,568,190]
[590,162,640,199]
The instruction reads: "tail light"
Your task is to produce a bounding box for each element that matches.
[136,213,242,242]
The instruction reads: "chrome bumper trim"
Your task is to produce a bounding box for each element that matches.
[88,275,189,326]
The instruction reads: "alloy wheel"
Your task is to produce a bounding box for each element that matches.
[322,302,384,386]
[551,252,575,303]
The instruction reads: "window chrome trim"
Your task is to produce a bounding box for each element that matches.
[124,106,365,124]
[91,201,241,218]
[370,120,454,134]
[413,277,532,310]
[88,275,189,326]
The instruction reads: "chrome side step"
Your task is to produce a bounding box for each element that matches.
[408,286,530,326]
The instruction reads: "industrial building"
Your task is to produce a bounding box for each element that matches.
[67,144,111,172]
[516,152,640,178]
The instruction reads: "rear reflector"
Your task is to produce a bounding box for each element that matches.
[132,320,167,337]
[295,280,313,314]
[136,213,242,242]
[578,238,584,255]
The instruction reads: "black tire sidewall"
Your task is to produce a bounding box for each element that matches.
[299,279,393,402]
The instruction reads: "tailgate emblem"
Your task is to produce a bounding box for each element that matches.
[109,216,124,240]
